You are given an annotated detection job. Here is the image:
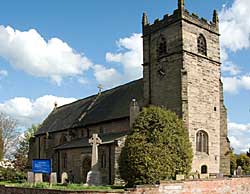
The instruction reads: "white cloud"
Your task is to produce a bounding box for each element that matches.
[93,64,123,88]
[219,0,250,93]
[228,122,250,132]
[0,69,8,79]
[78,77,88,85]
[228,122,250,153]
[221,61,241,76]
[222,75,250,93]
[0,95,76,128]
[0,25,92,85]
[105,33,143,83]
[220,0,250,51]
[0,26,142,88]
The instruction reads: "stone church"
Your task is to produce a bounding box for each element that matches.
[29,0,230,185]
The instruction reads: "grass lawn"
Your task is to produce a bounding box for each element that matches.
[0,181,125,192]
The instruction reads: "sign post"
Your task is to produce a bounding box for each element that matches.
[32,159,52,185]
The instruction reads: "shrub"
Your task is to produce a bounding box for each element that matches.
[119,106,193,186]
[236,154,250,175]
[0,167,26,183]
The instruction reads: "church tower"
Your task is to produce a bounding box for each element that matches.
[142,0,230,175]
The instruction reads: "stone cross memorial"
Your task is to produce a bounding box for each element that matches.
[86,133,102,185]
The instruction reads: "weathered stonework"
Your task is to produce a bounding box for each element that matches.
[29,0,230,185]
[142,2,230,175]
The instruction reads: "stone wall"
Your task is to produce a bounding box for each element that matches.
[181,11,221,174]
[29,118,129,185]
[142,17,183,116]
[219,81,230,175]
[1,178,250,194]
[142,2,229,175]
[158,178,250,194]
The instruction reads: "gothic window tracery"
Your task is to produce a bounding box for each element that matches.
[197,34,207,56]
[196,130,209,154]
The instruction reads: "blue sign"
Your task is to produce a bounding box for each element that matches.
[32,159,51,174]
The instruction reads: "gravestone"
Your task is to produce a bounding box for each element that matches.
[50,172,57,184]
[233,170,236,176]
[200,173,209,179]
[216,173,224,179]
[86,133,102,185]
[176,174,185,181]
[188,175,194,180]
[236,166,242,177]
[193,170,200,180]
[61,172,68,184]
[34,173,43,183]
[27,172,34,183]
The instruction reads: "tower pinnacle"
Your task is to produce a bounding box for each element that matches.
[178,0,184,10]
[213,10,219,25]
[142,12,149,26]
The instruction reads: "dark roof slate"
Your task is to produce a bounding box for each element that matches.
[35,79,143,135]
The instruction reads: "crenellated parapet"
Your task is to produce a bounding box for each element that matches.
[142,9,180,36]
[182,9,219,34]
[142,1,219,36]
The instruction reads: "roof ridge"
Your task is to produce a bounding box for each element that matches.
[55,78,143,110]
[35,78,144,135]
[78,92,102,122]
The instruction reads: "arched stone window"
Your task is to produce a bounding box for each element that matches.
[157,35,167,58]
[201,165,208,174]
[196,130,209,154]
[197,34,207,56]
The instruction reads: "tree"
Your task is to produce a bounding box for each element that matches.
[0,113,20,159]
[230,149,250,175]
[0,128,3,160]
[230,148,237,175]
[119,106,193,186]
[247,148,250,157]
[236,154,250,175]
[14,125,38,171]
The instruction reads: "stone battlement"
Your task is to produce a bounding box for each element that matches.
[183,9,219,34]
[143,8,219,36]
[143,9,180,35]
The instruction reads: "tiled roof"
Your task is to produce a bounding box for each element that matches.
[35,79,143,135]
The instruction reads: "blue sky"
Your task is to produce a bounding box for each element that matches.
[0,0,249,153]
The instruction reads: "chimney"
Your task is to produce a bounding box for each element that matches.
[129,99,140,128]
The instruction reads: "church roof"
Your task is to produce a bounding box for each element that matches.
[35,79,143,136]
[55,131,128,150]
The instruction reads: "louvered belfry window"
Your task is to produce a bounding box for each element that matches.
[197,34,207,56]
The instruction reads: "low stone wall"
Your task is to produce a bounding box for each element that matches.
[130,177,250,194]
[1,177,250,194]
